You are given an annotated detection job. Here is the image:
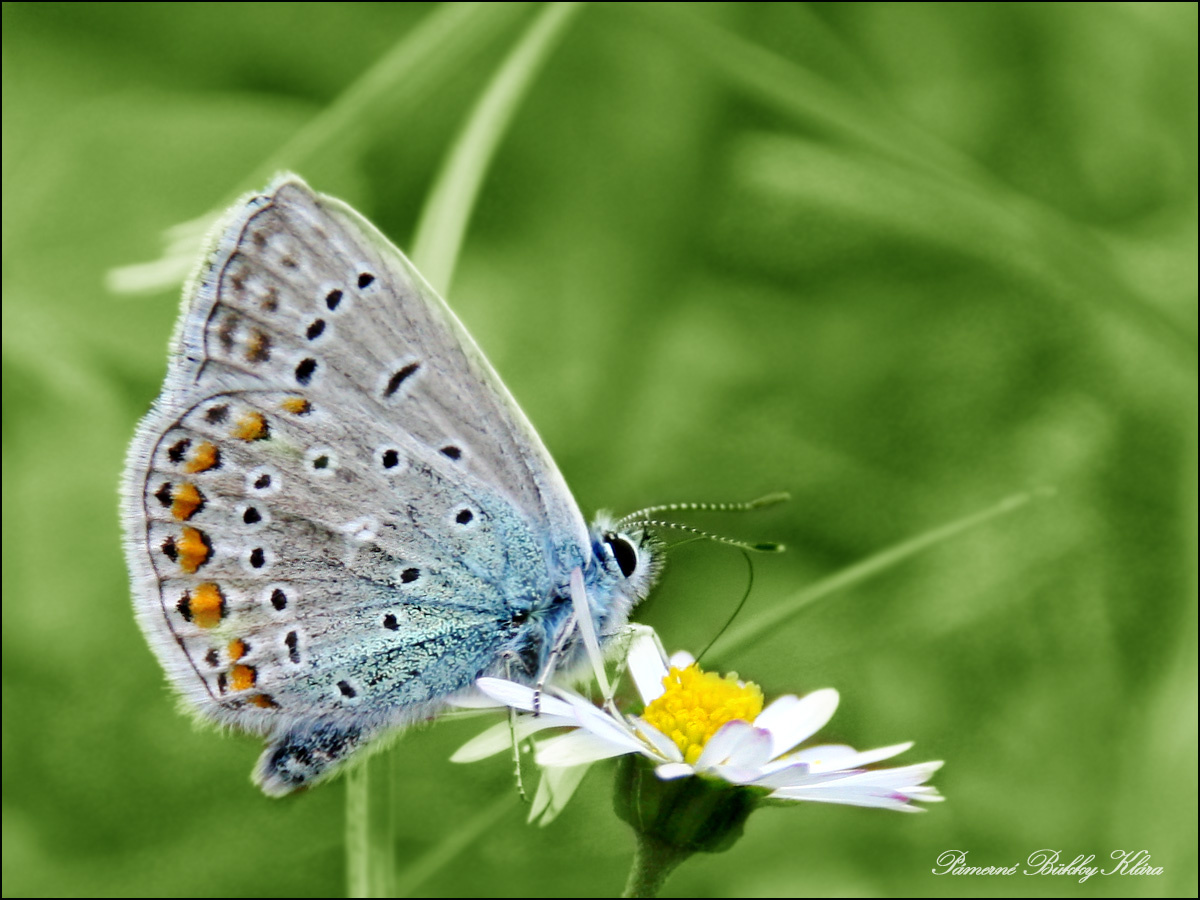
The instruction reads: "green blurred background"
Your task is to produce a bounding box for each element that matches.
[3,2,1196,896]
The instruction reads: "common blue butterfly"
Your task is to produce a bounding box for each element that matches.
[122,175,660,795]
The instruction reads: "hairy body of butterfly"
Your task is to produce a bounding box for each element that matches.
[122,175,660,796]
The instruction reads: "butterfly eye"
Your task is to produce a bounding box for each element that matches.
[603,533,638,579]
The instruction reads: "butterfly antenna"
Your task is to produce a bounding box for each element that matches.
[695,551,755,666]
[614,492,790,531]
[618,519,785,553]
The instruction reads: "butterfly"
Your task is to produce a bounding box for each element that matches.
[122,174,661,795]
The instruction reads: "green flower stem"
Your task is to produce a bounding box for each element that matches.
[345,756,396,898]
[615,756,766,896]
[623,833,693,899]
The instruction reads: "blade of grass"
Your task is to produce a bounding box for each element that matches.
[254,2,535,186]
[617,3,974,183]
[734,133,1196,366]
[708,488,1054,662]
[350,5,584,897]
[619,3,1196,363]
[412,1,584,294]
[108,2,535,295]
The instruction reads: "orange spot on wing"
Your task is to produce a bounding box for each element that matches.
[171,483,204,520]
[177,526,211,573]
[250,694,277,708]
[185,583,225,628]
[232,411,269,441]
[227,638,247,661]
[230,664,257,691]
[246,330,271,363]
[184,442,220,473]
[280,397,311,415]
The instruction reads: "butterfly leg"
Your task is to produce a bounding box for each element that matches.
[501,653,529,802]
[533,609,577,718]
[254,720,366,796]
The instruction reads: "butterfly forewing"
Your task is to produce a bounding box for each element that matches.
[124,176,588,741]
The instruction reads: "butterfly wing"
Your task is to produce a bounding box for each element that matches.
[122,175,590,792]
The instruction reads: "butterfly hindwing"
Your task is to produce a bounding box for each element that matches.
[123,177,588,773]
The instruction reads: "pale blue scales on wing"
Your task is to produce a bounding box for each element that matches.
[121,175,661,795]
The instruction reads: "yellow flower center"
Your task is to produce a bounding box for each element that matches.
[641,664,764,765]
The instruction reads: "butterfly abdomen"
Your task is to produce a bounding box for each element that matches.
[255,720,364,796]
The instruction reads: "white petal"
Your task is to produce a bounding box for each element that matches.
[788,743,856,766]
[631,717,684,762]
[654,762,696,780]
[760,756,943,792]
[806,742,914,773]
[450,722,513,763]
[694,720,755,768]
[561,696,633,748]
[771,785,929,811]
[722,725,775,770]
[529,764,591,826]
[806,760,943,788]
[901,785,944,801]
[447,685,505,709]
[757,743,852,777]
[626,628,670,704]
[761,742,911,776]
[753,694,802,743]
[474,678,576,719]
[697,722,776,783]
[749,763,825,789]
[535,729,641,767]
[473,678,537,711]
[668,650,695,669]
[711,764,770,785]
[758,688,839,758]
[561,694,645,752]
[771,760,943,807]
[449,714,575,762]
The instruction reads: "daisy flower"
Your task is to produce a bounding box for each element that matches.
[452,626,942,819]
